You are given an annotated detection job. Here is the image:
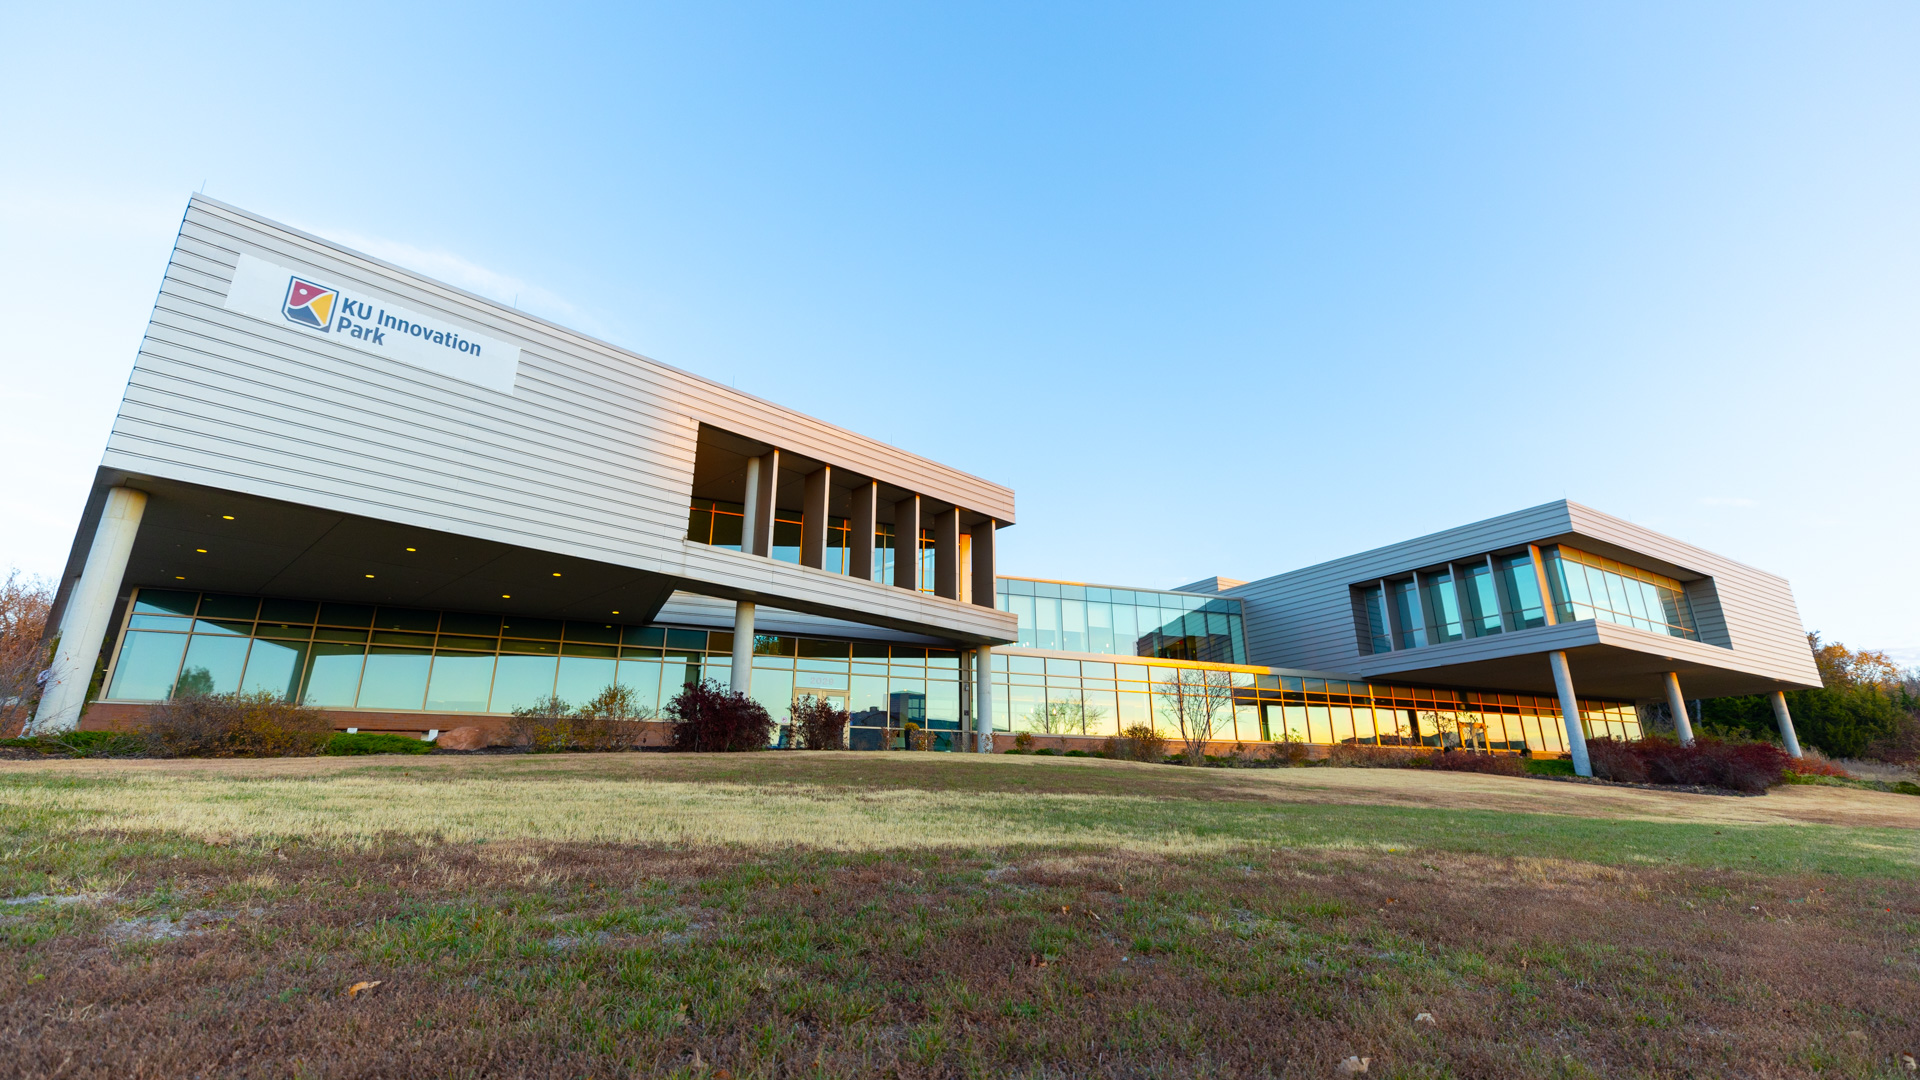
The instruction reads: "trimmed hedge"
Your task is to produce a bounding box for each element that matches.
[324,732,436,756]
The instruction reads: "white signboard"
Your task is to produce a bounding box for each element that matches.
[223,252,521,394]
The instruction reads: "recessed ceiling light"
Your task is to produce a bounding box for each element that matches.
[221,515,235,520]
[406,547,416,552]
[365,574,375,579]
[611,610,620,615]
[195,548,207,553]
[552,572,562,577]
[501,594,511,599]
[174,575,186,580]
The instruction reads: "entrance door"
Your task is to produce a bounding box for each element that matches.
[792,689,849,749]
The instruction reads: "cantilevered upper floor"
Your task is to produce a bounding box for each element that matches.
[1220,501,1820,701]
[52,197,1017,648]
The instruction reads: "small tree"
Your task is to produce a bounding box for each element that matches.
[667,679,774,752]
[0,570,56,736]
[1154,668,1235,764]
[791,694,848,750]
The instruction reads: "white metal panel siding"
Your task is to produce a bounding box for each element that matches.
[1226,500,1818,687]
[1227,502,1574,674]
[100,198,1014,641]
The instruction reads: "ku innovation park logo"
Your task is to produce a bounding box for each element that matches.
[225,251,523,394]
[282,277,337,330]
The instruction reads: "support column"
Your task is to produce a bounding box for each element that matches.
[740,455,762,555]
[969,519,997,607]
[749,450,780,557]
[892,495,920,591]
[1547,650,1591,776]
[730,601,756,696]
[848,480,877,582]
[30,487,147,735]
[1769,691,1803,759]
[800,465,830,569]
[933,507,960,599]
[1662,671,1696,746]
[974,645,994,752]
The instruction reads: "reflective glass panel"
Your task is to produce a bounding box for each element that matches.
[175,634,250,697]
[426,653,495,712]
[240,638,307,701]
[106,631,188,700]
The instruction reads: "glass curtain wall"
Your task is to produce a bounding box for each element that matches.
[1544,546,1700,640]
[689,500,931,590]
[994,578,1246,662]
[987,651,1639,752]
[104,589,959,726]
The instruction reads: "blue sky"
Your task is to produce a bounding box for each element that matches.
[2,3,1915,661]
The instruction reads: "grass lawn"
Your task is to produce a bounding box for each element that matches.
[2,752,1917,1077]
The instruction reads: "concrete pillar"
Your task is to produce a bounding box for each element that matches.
[1662,671,1696,746]
[974,644,994,752]
[749,450,780,557]
[800,465,830,569]
[730,601,755,696]
[740,455,762,555]
[969,519,997,607]
[30,487,147,734]
[892,495,920,591]
[933,507,960,599]
[1770,691,1803,759]
[1547,649,1592,777]
[847,480,877,582]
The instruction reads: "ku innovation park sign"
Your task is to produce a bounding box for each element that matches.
[224,253,522,394]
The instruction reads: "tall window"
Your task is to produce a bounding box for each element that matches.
[1389,579,1425,649]
[1357,584,1391,654]
[1419,570,1464,644]
[1544,546,1699,640]
[1459,562,1502,638]
[1496,554,1547,631]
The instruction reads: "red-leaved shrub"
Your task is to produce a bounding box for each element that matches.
[1422,751,1526,776]
[666,680,774,752]
[1785,749,1851,778]
[1587,737,1792,794]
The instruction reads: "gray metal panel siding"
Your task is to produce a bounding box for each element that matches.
[99,198,1014,643]
[1227,502,1574,674]
[1560,503,1817,686]
[1226,500,1818,688]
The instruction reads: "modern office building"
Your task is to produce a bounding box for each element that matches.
[33,199,1821,774]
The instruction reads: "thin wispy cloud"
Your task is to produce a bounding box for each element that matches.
[299,226,610,340]
[1699,496,1759,508]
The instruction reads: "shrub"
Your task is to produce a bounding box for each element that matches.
[1867,714,1920,766]
[0,730,146,757]
[324,732,434,756]
[1101,724,1167,763]
[1422,751,1526,776]
[791,695,848,750]
[1785,748,1851,779]
[1267,739,1312,766]
[1328,744,1422,769]
[667,680,773,752]
[509,686,651,752]
[1587,737,1793,794]
[139,691,333,757]
[1012,731,1035,752]
[1526,758,1578,777]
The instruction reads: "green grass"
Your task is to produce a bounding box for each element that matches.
[1,753,1916,1076]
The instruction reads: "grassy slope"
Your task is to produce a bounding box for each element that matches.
[2,753,1917,1078]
